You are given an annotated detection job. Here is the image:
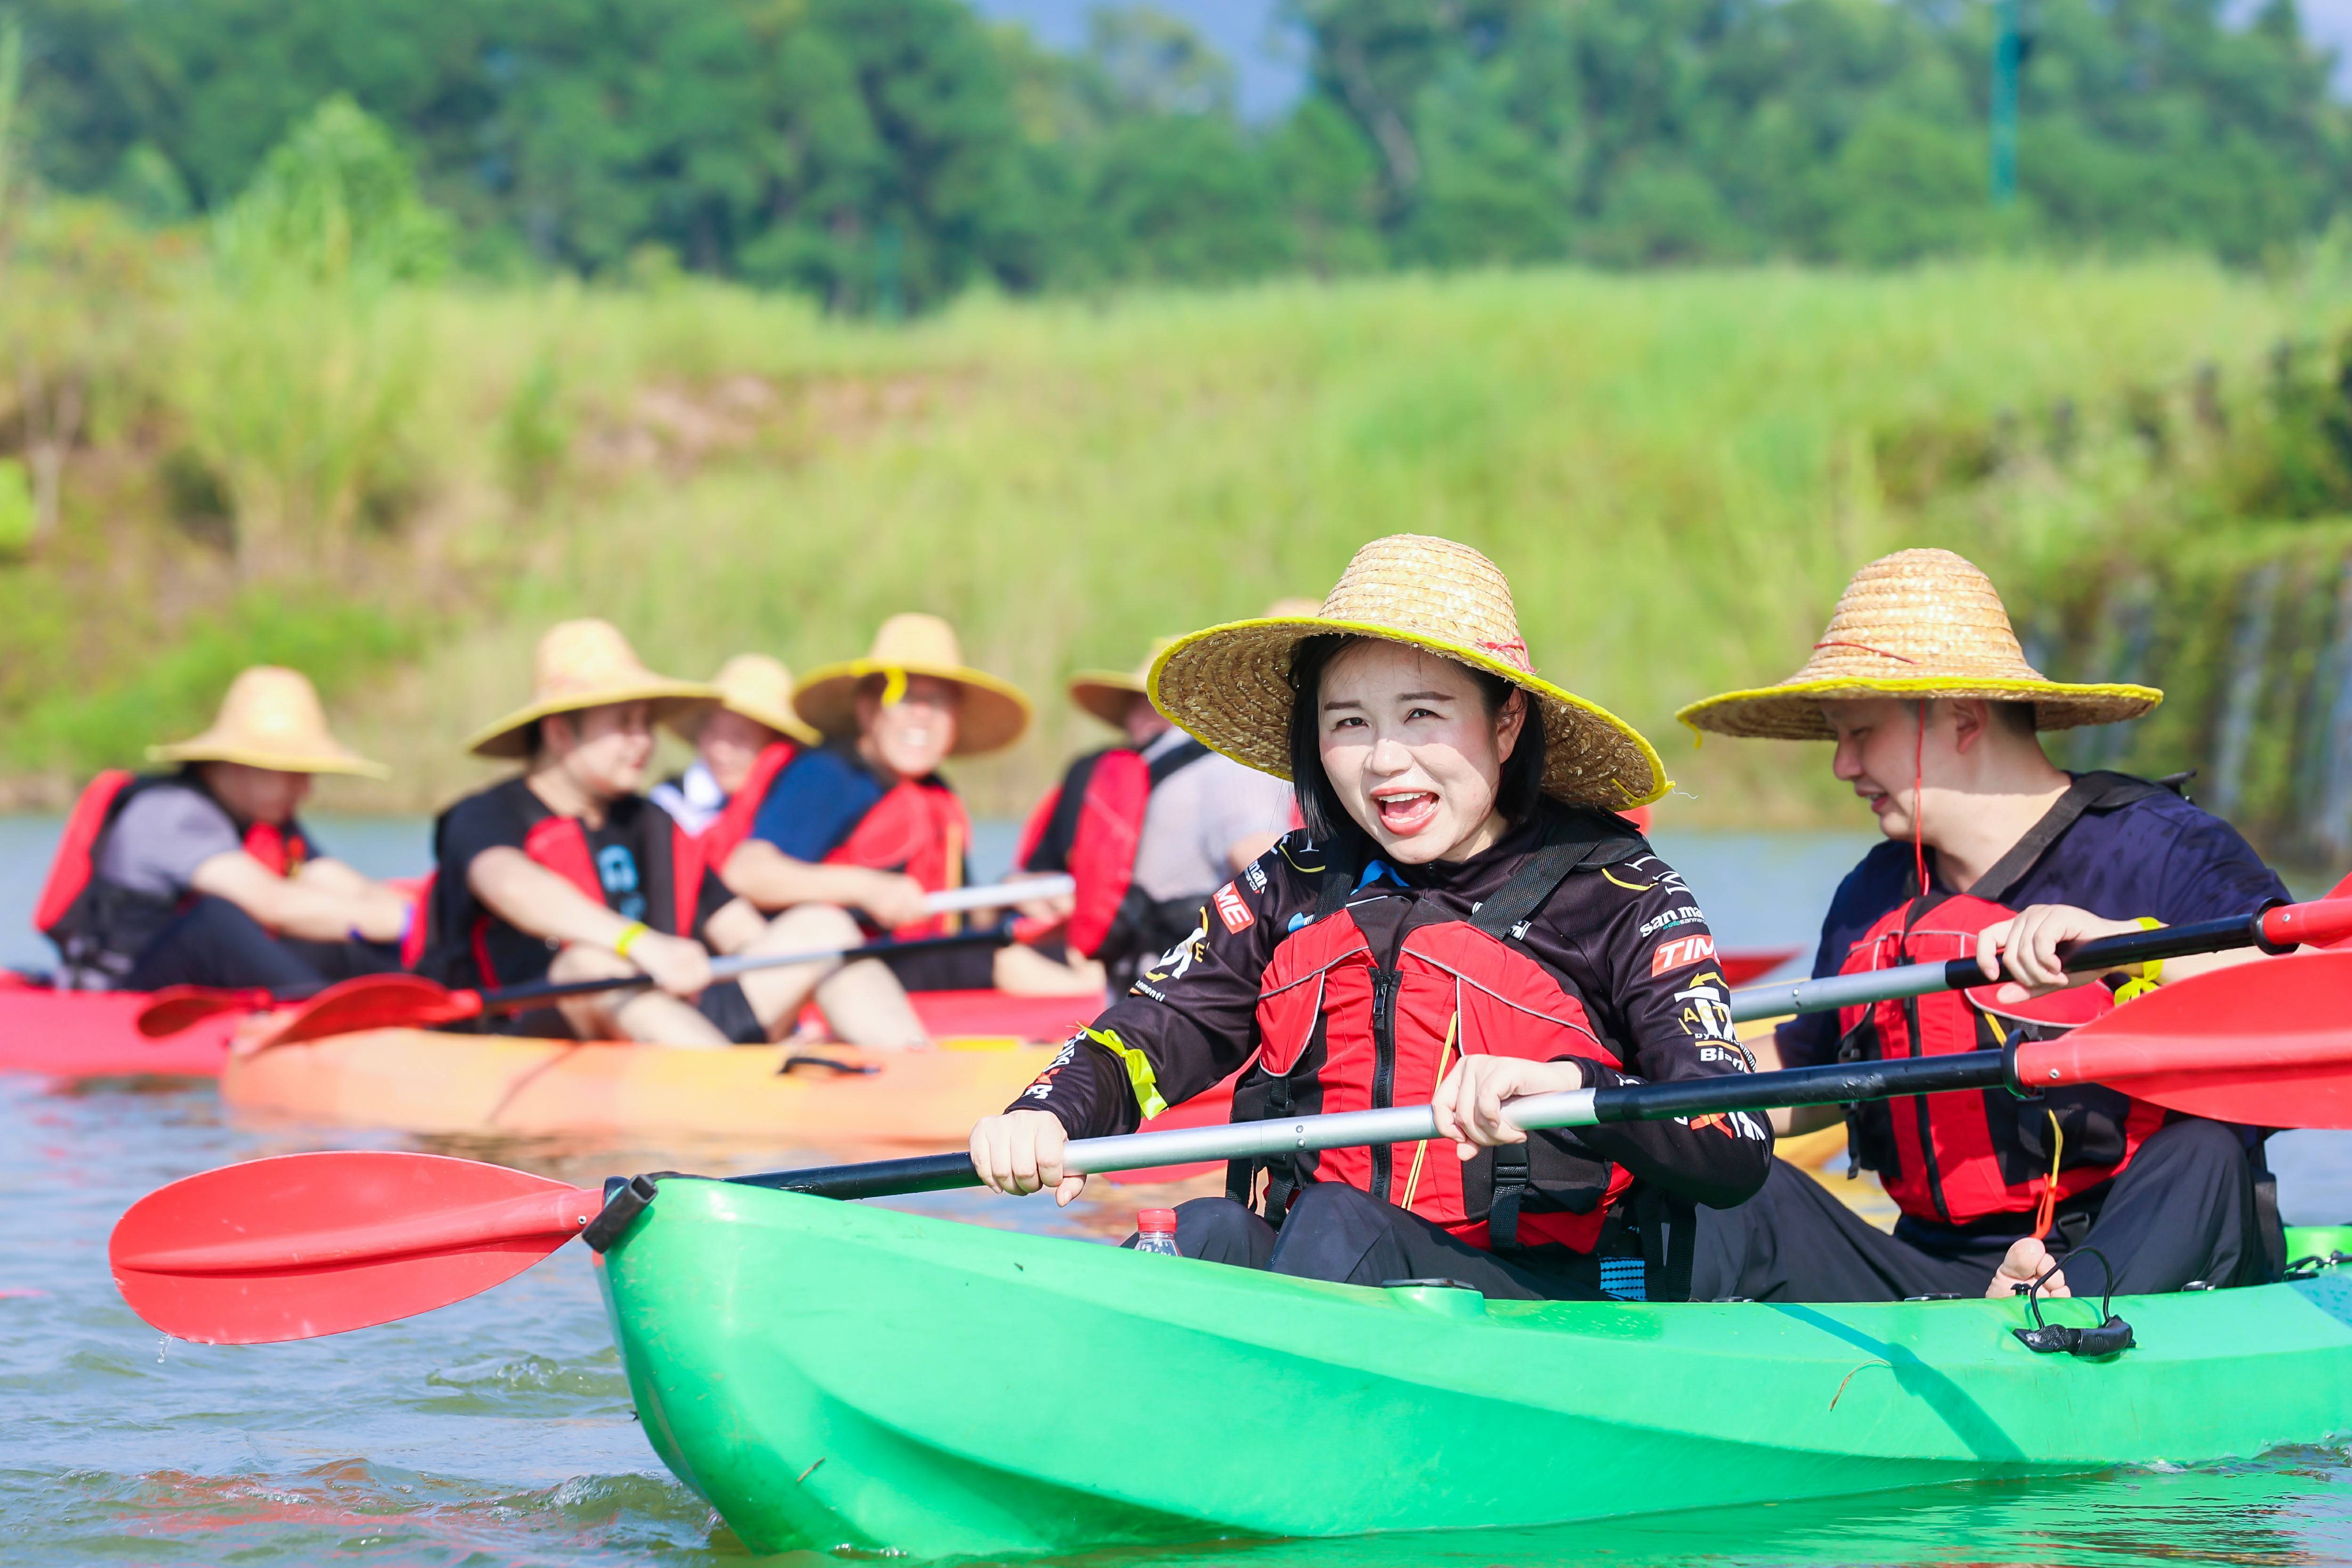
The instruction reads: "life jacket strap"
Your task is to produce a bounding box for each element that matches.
[1961,770,2172,904]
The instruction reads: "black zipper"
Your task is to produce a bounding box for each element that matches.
[1370,966,1400,1200]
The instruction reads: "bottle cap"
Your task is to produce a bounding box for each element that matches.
[1137,1208,1178,1232]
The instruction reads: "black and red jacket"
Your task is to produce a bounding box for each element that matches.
[36,769,315,986]
[1015,738,1209,963]
[1010,803,1770,1252]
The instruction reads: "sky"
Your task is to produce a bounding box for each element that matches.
[969,0,2352,121]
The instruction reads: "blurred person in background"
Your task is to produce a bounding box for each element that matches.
[651,653,822,847]
[1016,630,1294,994]
[723,612,1102,1003]
[35,667,410,992]
[414,620,916,1046]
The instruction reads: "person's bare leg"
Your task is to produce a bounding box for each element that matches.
[992,942,1109,997]
[548,943,729,1047]
[732,904,930,1049]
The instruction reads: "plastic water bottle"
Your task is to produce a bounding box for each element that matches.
[1134,1208,1181,1257]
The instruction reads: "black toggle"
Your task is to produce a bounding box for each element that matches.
[2010,1246,2134,1358]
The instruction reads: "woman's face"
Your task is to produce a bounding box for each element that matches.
[855,674,960,781]
[1315,640,1525,865]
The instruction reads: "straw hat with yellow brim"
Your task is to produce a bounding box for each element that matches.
[465,619,718,760]
[792,613,1033,758]
[149,666,388,779]
[669,653,822,747]
[1149,533,1671,810]
[1069,639,1176,730]
[1674,548,2162,742]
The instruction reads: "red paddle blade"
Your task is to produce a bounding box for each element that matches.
[136,986,277,1038]
[111,1151,600,1345]
[254,973,482,1049]
[2016,950,2352,1128]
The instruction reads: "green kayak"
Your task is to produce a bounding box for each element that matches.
[594,1180,2352,1561]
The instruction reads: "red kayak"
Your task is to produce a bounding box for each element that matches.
[0,950,1798,1081]
[0,976,1107,1081]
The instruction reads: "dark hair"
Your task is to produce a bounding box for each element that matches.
[1285,634,1548,846]
[1989,699,2040,738]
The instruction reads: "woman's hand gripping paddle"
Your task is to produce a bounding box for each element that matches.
[111,952,2352,1347]
[224,874,1081,1049]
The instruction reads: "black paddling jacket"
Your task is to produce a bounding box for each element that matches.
[1010,804,1771,1248]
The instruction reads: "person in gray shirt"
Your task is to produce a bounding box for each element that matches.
[42,668,412,990]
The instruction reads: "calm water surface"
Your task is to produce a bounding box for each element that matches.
[4,817,2351,1564]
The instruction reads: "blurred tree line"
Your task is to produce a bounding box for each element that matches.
[4,0,2347,308]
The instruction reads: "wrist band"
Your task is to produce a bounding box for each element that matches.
[613,921,651,958]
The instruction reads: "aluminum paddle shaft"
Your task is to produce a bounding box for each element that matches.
[1725,897,2352,1023]
[727,1051,2020,1200]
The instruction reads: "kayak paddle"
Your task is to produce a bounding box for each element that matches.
[137,981,327,1039]
[155,874,1079,1047]
[1729,889,2352,1023]
[249,927,1013,1048]
[111,951,2352,1344]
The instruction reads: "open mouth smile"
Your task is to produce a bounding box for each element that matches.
[1373,789,1440,836]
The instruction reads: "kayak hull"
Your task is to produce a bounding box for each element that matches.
[0,976,238,1078]
[595,1181,2352,1560]
[220,1027,1066,1143]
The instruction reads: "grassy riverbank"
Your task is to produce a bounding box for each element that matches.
[7,250,2350,823]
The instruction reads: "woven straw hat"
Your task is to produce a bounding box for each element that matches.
[466,620,717,760]
[1069,639,1174,729]
[670,653,821,747]
[1150,534,1669,809]
[793,613,1032,757]
[1675,548,2161,741]
[151,666,387,778]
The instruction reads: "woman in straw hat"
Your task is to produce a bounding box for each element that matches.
[36,666,411,992]
[722,612,1098,1007]
[1017,632,1295,992]
[649,653,821,843]
[416,621,926,1047]
[971,535,1770,1301]
[1675,547,2295,1304]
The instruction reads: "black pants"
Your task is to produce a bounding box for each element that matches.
[1141,1184,1607,1302]
[1691,1118,2270,1302]
[125,896,403,992]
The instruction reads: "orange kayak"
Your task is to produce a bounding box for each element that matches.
[218,1028,1101,1143]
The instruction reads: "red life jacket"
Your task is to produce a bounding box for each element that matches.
[414,782,707,990]
[698,741,800,871]
[823,778,972,939]
[1837,891,2166,1227]
[1014,739,1210,957]
[1230,836,1637,1255]
[37,770,316,981]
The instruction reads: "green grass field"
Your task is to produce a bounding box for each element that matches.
[8,254,2347,822]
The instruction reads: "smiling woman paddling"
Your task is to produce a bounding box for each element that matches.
[970,535,1772,1302]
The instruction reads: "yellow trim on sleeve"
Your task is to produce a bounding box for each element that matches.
[1081,1026,1168,1120]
